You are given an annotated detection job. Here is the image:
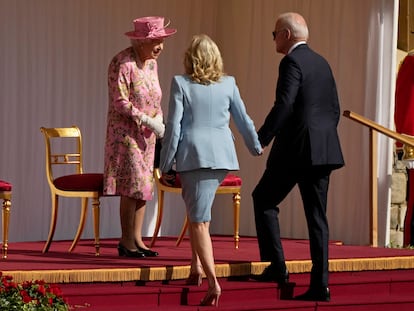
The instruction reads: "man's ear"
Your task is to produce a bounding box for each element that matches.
[285,29,292,40]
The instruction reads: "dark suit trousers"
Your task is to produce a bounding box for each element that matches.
[252,166,331,287]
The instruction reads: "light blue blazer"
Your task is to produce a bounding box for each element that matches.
[160,75,262,173]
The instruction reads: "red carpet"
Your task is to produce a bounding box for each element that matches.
[2,236,414,310]
[2,236,414,284]
[60,270,414,310]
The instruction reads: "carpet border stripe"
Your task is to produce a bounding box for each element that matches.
[5,256,414,283]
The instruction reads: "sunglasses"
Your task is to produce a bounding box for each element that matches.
[272,29,286,40]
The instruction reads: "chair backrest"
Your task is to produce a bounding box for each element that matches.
[153,168,182,194]
[153,168,241,193]
[40,126,84,189]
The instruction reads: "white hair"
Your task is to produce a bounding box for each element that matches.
[278,12,309,41]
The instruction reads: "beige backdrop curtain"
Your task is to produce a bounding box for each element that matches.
[0,0,397,247]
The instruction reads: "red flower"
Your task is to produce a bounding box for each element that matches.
[1,274,70,310]
[50,285,63,296]
[37,284,46,295]
[35,279,46,286]
[5,281,17,290]
[22,280,33,288]
[20,290,32,303]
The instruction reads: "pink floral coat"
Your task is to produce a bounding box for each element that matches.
[103,47,162,200]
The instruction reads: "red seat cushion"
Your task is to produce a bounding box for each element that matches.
[162,173,242,188]
[54,173,104,192]
[220,174,242,186]
[0,180,12,191]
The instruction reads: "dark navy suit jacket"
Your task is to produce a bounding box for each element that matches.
[258,44,344,170]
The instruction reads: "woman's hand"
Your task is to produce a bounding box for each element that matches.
[140,114,165,138]
[161,170,176,186]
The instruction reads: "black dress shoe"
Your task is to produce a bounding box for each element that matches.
[137,247,159,257]
[250,265,289,285]
[295,287,330,302]
[117,243,145,258]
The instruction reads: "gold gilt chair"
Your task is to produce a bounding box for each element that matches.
[0,180,12,259]
[150,168,242,249]
[40,126,106,256]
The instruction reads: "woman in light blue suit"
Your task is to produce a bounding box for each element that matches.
[160,34,262,306]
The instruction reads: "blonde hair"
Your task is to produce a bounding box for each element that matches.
[184,34,224,84]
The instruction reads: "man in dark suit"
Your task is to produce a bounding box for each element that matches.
[251,12,344,302]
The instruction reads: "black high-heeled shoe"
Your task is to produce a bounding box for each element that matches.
[137,246,159,257]
[117,243,145,258]
[134,242,159,257]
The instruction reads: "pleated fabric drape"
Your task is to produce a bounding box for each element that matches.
[0,0,397,246]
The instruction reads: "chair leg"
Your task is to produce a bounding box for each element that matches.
[176,216,189,246]
[69,197,88,253]
[43,194,59,253]
[233,192,241,249]
[2,198,11,259]
[91,197,100,256]
[150,189,164,248]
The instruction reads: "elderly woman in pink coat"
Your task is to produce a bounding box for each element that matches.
[103,16,176,258]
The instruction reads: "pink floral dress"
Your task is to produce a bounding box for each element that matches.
[103,47,162,200]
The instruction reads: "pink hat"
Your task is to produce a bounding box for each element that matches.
[125,16,177,39]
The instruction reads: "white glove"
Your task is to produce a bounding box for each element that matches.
[140,114,165,138]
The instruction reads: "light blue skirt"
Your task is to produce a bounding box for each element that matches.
[180,169,227,223]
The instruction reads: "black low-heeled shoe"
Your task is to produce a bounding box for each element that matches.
[137,246,159,257]
[250,265,289,285]
[295,286,330,302]
[117,243,145,258]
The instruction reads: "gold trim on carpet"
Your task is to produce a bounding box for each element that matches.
[5,256,414,284]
